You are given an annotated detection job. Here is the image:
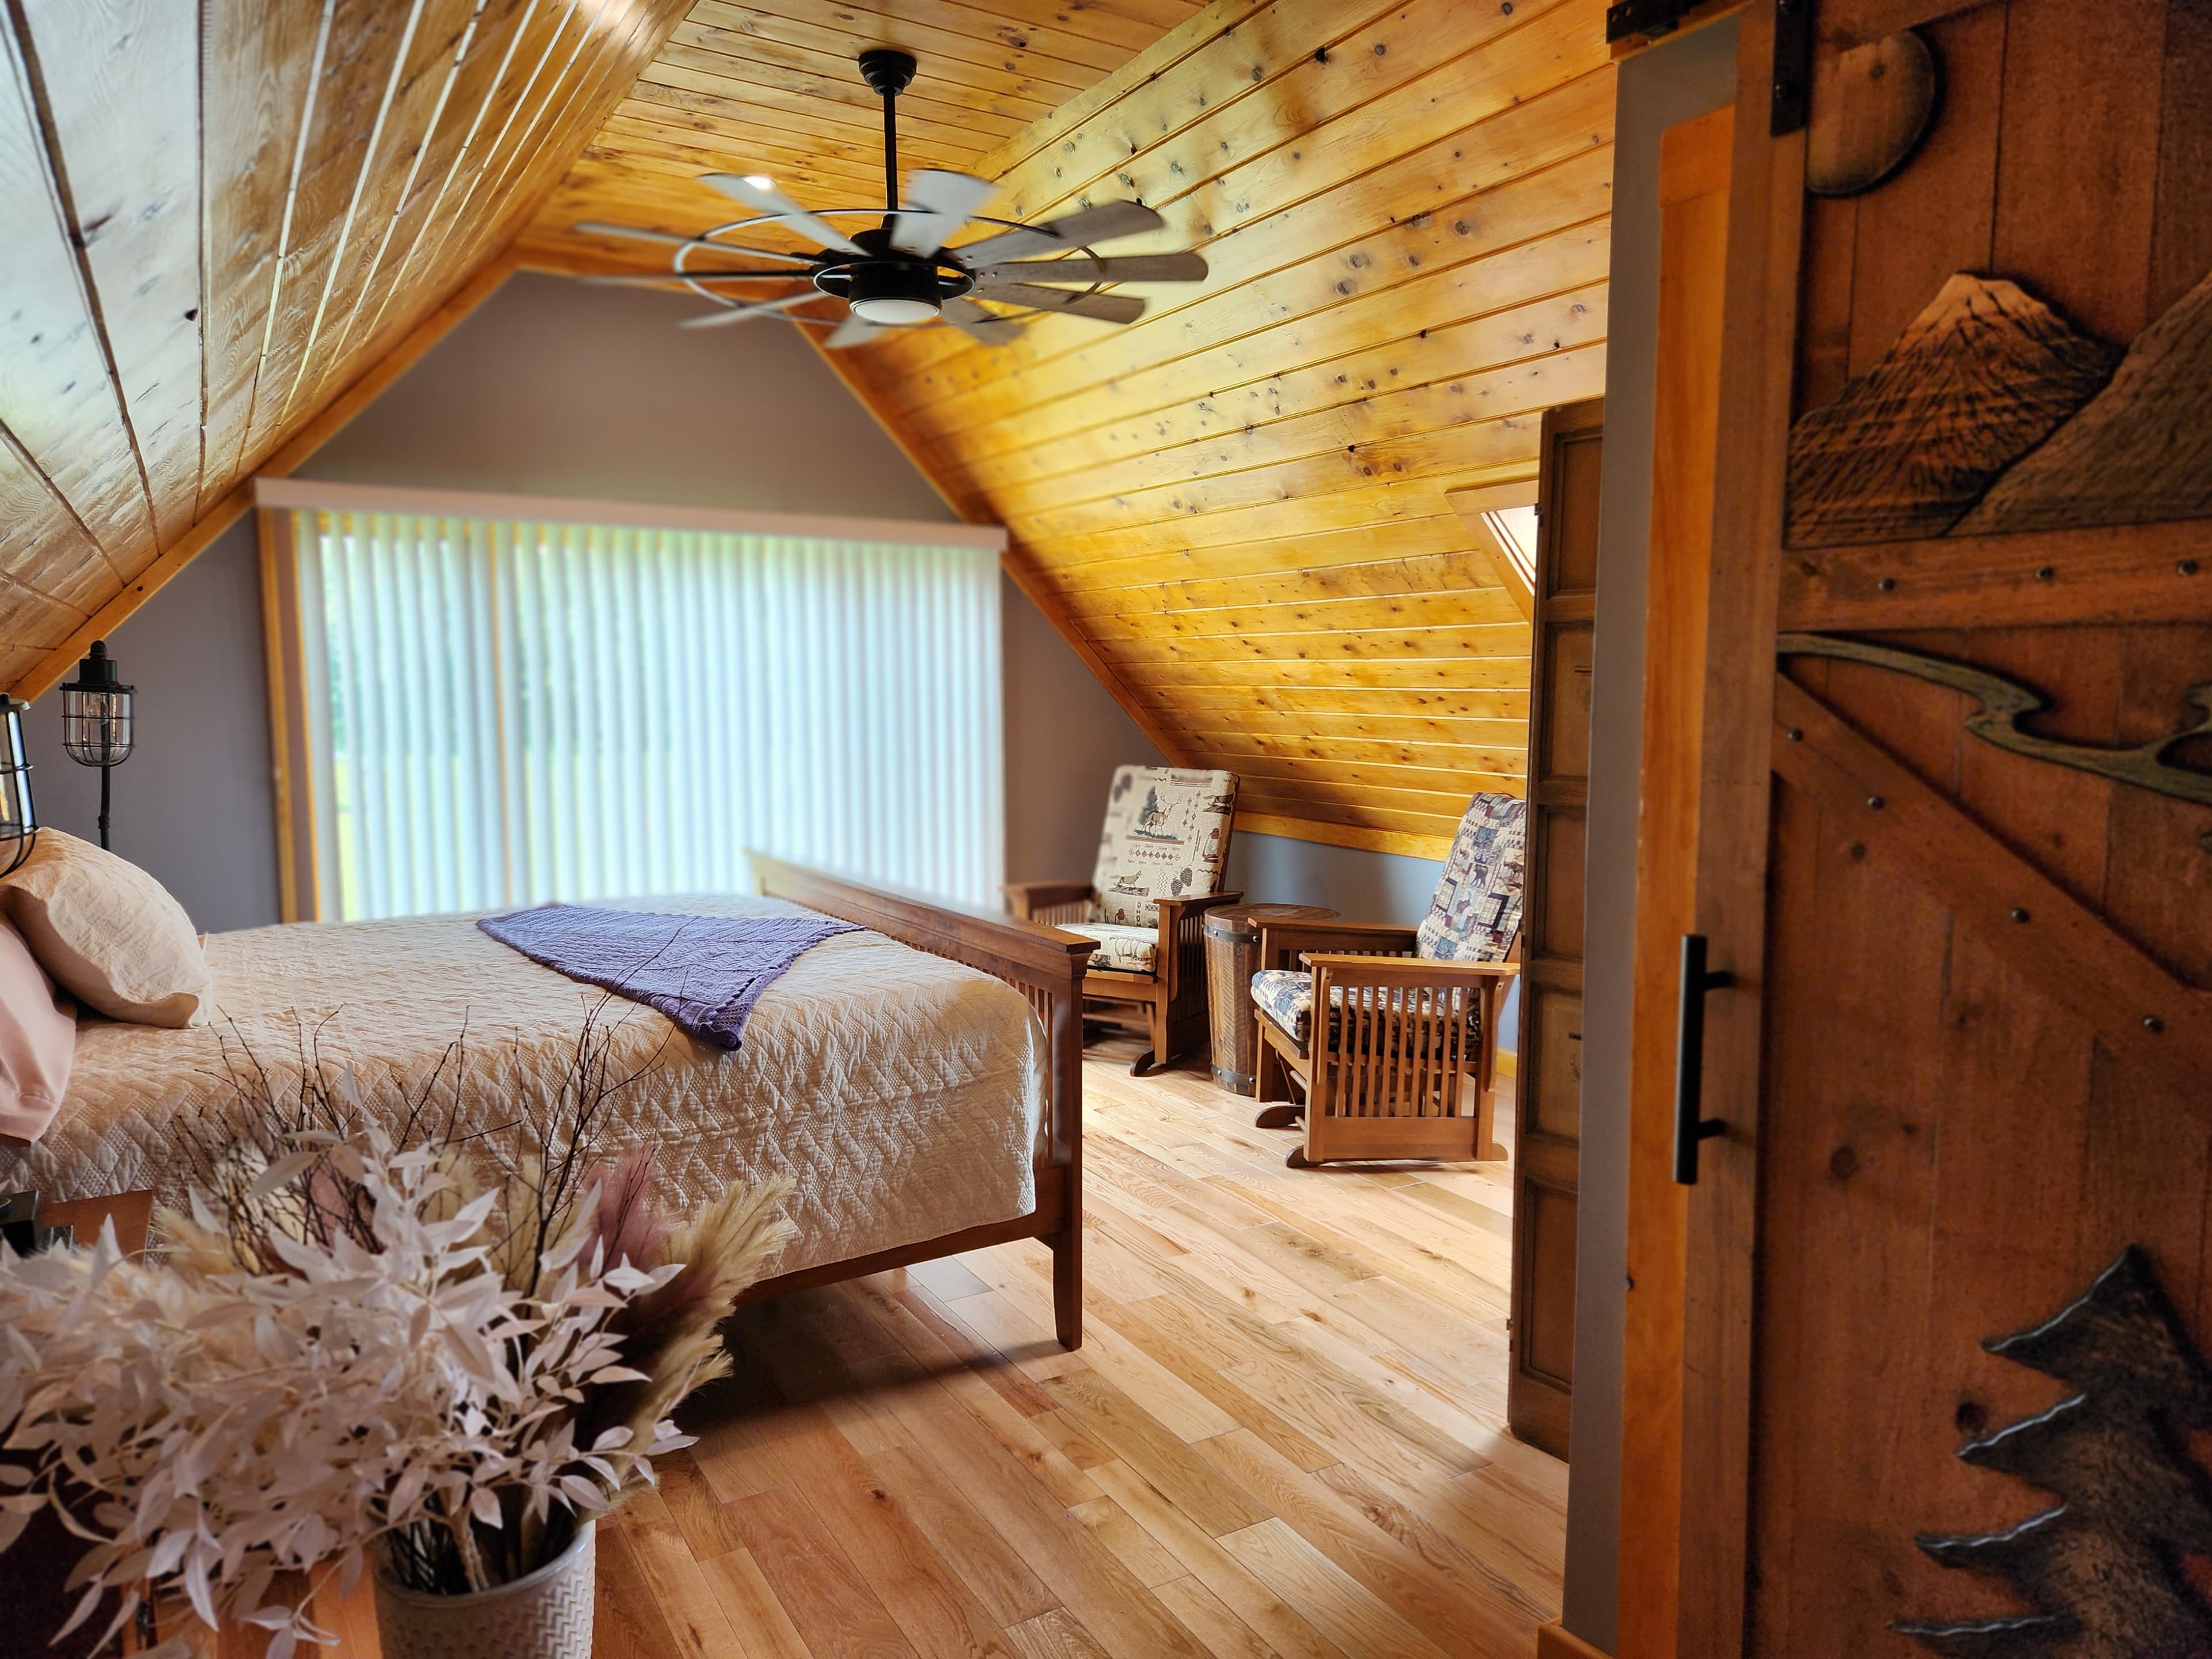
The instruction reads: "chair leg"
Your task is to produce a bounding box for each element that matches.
[1131,994,1169,1076]
[1255,1104,1301,1130]
[1471,1069,1507,1161]
[1253,1028,1289,1102]
[1298,1053,1330,1168]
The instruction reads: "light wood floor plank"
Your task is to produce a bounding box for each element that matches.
[1151,1573,1290,1659]
[1006,1608,1118,1659]
[621,1488,751,1659]
[1038,1368,1271,1535]
[1086,1463,1355,1659]
[728,1485,923,1659]
[865,1443,1063,1628]
[1218,1519,1456,1659]
[762,1403,1024,1659]
[1195,1431,1537,1655]
[698,1544,820,1659]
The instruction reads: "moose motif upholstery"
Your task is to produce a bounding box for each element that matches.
[1004,766,1240,1075]
[1248,792,1525,1167]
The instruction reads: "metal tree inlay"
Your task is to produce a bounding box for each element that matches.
[1896,1247,2212,1656]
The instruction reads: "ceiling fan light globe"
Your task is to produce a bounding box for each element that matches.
[850,294,940,324]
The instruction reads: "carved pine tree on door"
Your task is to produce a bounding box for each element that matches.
[1898,1249,2212,1655]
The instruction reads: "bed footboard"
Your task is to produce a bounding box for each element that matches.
[745,855,1093,1348]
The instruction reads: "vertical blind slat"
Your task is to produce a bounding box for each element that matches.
[302,511,1002,919]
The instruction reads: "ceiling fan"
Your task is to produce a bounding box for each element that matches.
[572,48,1208,347]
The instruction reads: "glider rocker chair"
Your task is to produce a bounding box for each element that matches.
[1249,792,1524,1168]
[1005,765,1241,1076]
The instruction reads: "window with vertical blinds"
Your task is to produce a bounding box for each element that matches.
[275,491,1004,920]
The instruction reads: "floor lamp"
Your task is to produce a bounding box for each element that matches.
[59,641,134,851]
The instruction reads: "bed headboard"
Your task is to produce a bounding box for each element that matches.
[747,855,1091,1168]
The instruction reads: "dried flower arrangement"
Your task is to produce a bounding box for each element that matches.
[0,1001,791,1657]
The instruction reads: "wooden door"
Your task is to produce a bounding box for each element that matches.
[1669,2,2212,1652]
[1509,397,1604,1459]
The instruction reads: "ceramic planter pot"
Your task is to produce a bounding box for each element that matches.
[372,1519,595,1659]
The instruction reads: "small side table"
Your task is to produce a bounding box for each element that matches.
[1203,904,1338,1093]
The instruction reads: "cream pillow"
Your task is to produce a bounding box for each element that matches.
[0,830,213,1027]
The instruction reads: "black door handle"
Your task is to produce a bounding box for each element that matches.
[1673,933,1733,1184]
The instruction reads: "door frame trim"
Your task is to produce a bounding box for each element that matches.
[1673,5,1806,1652]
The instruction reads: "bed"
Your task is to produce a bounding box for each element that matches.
[0,857,1092,1346]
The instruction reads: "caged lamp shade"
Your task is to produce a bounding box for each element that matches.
[59,640,134,851]
[0,698,33,878]
[60,639,133,769]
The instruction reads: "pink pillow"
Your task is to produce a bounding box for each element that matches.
[0,918,74,1145]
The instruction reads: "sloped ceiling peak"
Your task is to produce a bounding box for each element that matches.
[751,0,1616,855]
[0,0,691,700]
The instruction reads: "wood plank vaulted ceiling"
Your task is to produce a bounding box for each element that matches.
[2,0,1612,860]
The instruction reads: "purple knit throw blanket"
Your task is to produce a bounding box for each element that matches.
[477,904,859,1051]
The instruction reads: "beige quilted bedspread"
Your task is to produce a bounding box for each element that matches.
[0,896,1046,1275]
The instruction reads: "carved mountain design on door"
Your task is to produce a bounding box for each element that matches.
[1785,274,2122,547]
[1956,265,2212,535]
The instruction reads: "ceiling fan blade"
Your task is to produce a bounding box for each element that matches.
[952,200,1164,264]
[967,282,1146,324]
[581,271,809,285]
[573,221,814,265]
[968,252,1207,285]
[942,296,1026,346]
[891,169,995,257]
[824,315,887,349]
[676,290,820,330]
[700,173,865,255]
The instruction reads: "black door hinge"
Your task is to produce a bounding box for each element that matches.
[1604,0,1702,44]
[1772,0,1815,135]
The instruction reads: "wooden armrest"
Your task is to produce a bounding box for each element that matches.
[1256,921,1419,969]
[1300,952,1520,977]
[1156,891,1245,927]
[1003,878,1093,901]
[1003,878,1093,921]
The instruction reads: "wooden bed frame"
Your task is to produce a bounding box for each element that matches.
[739,855,1094,1349]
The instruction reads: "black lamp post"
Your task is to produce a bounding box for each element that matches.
[59,641,134,851]
[0,696,34,877]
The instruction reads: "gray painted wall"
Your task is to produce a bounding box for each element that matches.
[1228,833,1442,923]
[1563,20,1740,1651]
[24,517,280,934]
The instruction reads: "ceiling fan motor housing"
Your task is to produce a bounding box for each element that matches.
[839,253,946,324]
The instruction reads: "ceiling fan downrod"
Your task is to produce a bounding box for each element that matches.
[858,49,918,216]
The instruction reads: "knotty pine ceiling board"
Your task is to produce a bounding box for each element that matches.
[0,0,692,700]
[518,0,1213,276]
[518,0,1612,856]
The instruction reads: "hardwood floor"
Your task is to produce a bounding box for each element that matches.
[258,1047,1562,1658]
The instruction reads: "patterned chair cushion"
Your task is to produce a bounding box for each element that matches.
[1088,766,1238,928]
[1249,967,1483,1051]
[1062,922,1158,976]
[1415,792,1527,961]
